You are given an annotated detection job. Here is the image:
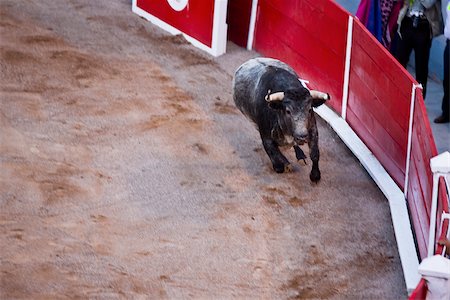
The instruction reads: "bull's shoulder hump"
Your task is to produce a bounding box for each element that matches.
[253,58,298,77]
[235,57,298,79]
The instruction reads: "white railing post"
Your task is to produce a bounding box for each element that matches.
[428,151,450,257]
[416,152,450,300]
[341,16,353,120]
[404,83,422,198]
[211,0,228,56]
[418,255,450,300]
[246,0,259,50]
[428,172,441,257]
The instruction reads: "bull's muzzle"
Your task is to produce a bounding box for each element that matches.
[294,133,308,145]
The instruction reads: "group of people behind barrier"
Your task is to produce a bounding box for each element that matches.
[357,0,449,124]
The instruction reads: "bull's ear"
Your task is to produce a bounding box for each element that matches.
[268,100,284,110]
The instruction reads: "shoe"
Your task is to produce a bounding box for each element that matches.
[434,115,450,124]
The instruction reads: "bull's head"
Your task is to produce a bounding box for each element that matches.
[265,88,330,144]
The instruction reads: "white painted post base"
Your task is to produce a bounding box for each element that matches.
[428,151,450,257]
[418,255,450,300]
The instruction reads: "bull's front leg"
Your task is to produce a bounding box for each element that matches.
[293,145,307,165]
[308,114,321,182]
[261,137,292,173]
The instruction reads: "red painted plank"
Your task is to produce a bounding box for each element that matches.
[409,279,427,300]
[254,0,347,113]
[406,93,440,259]
[345,20,426,192]
[350,45,411,128]
[408,151,432,245]
[264,0,348,48]
[346,80,408,183]
[346,108,406,187]
[407,163,429,259]
[258,1,345,80]
[266,0,349,34]
[351,23,412,130]
[352,20,415,94]
[254,21,344,113]
[410,98,436,201]
[227,0,252,47]
[410,132,433,215]
[348,73,409,158]
[136,0,214,47]
[409,156,431,222]
[407,200,428,259]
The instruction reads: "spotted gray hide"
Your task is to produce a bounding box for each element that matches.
[232,58,329,182]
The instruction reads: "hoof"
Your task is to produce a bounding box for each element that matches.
[298,159,307,166]
[310,169,321,182]
[273,163,292,173]
[284,164,293,173]
[294,145,307,161]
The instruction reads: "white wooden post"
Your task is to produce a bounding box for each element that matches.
[428,151,450,257]
[404,83,422,198]
[246,0,259,50]
[341,16,353,120]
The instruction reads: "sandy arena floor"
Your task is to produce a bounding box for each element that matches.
[1,0,407,298]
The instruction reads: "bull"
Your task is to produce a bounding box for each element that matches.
[232,58,329,182]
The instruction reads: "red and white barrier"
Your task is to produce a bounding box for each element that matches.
[411,153,450,299]
[246,0,448,293]
[132,0,228,56]
[132,0,449,294]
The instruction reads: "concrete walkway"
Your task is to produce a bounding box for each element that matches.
[425,78,449,154]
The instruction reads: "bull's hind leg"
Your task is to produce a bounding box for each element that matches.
[308,114,321,182]
[261,138,292,173]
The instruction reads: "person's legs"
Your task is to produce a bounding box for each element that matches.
[412,19,432,98]
[442,40,449,118]
[435,39,450,123]
[395,18,414,68]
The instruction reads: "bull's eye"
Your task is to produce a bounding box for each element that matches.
[285,109,291,115]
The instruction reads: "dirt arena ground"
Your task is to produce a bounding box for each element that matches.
[0,0,408,298]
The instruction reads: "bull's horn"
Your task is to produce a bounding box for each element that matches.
[266,91,285,102]
[310,90,330,100]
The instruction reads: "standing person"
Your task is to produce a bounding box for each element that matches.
[434,0,449,123]
[395,0,443,98]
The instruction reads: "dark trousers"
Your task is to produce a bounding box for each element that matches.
[395,16,432,98]
[442,39,449,118]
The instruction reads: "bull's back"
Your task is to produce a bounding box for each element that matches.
[232,58,297,122]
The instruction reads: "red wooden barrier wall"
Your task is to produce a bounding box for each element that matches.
[227,0,252,48]
[252,0,348,114]
[406,92,448,259]
[136,0,215,47]
[347,20,414,189]
[407,92,436,258]
[251,0,448,265]
[134,0,449,293]
[408,94,448,298]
